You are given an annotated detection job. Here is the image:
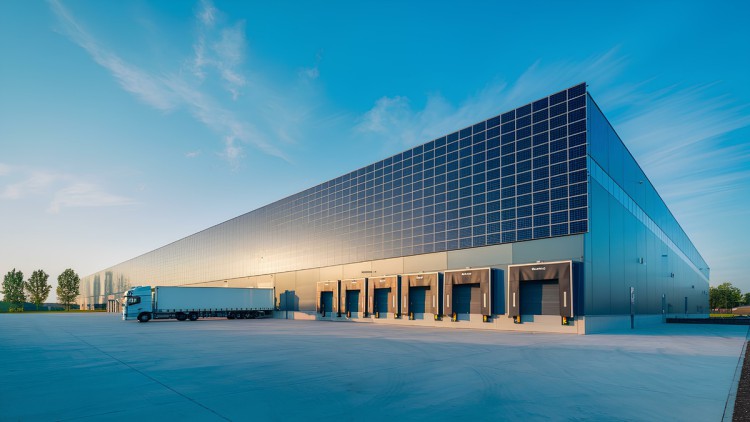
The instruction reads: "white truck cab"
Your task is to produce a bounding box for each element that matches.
[123,286,153,321]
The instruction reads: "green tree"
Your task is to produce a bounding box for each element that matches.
[2,269,26,312]
[743,292,750,306]
[25,270,51,311]
[709,282,742,310]
[56,269,80,311]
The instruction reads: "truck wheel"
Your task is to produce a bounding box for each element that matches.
[138,313,151,323]
[188,313,198,321]
[176,313,187,321]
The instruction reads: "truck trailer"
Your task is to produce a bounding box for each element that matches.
[123,286,274,322]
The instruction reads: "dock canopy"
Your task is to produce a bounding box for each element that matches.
[508,261,574,318]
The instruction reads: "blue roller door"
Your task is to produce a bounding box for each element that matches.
[453,284,473,314]
[409,286,428,313]
[321,291,333,313]
[346,290,360,314]
[520,280,560,315]
[374,288,389,315]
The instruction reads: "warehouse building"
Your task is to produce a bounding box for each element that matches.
[80,83,710,333]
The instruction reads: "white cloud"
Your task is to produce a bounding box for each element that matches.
[185,150,201,158]
[299,51,322,82]
[1,170,61,200]
[49,0,178,112]
[48,183,136,213]
[191,1,247,100]
[0,165,135,213]
[356,49,627,151]
[603,82,750,229]
[0,163,12,176]
[49,0,291,166]
[197,0,216,27]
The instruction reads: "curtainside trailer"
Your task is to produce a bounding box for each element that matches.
[123,285,274,322]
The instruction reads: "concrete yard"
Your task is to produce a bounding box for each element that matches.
[0,313,746,421]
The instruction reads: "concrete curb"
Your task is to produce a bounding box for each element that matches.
[723,326,750,422]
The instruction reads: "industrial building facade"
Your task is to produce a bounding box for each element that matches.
[81,83,710,333]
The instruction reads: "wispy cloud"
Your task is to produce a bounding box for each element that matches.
[0,164,135,213]
[185,150,201,158]
[48,182,135,213]
[0,168,59,200]
[299,51,322,82]
[190,0,247,100]
[48,0,177,111]
[604,81,750,227]
[49,0,290,165]
[356,48,627,151]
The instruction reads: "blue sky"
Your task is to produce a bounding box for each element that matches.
[1,0,749,300]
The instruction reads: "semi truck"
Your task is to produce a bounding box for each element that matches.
[123,285,274,322]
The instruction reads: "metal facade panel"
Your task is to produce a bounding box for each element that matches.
[446,244,512,269]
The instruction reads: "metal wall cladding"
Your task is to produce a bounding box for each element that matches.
[586,96,709,315]
[81,83,590,305]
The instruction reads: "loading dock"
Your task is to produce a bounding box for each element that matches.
[401,272,441,320]
[367,275,399,318]
[444,268,492,321]
[508,261,574,324]
[341,278,367,318]
[316,281,340,317]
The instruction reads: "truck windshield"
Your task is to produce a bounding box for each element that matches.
[126,296,141,306]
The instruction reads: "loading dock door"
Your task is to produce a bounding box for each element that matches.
[452,284,476,315]
[368,276,399,316]
[321,291,334,313]
[374,288,389,316]
[345,290,360,315]
[341,278,367,316]
[401,273,440,316]
[316,281,340,315]
[409,286,428,314]
[520,280,560,315]
[508,261,574,318]
[444,269,491,317]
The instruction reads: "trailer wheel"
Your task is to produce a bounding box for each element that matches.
[188,313,198,321]
[176,313,187,321]
[137,313,151,323]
